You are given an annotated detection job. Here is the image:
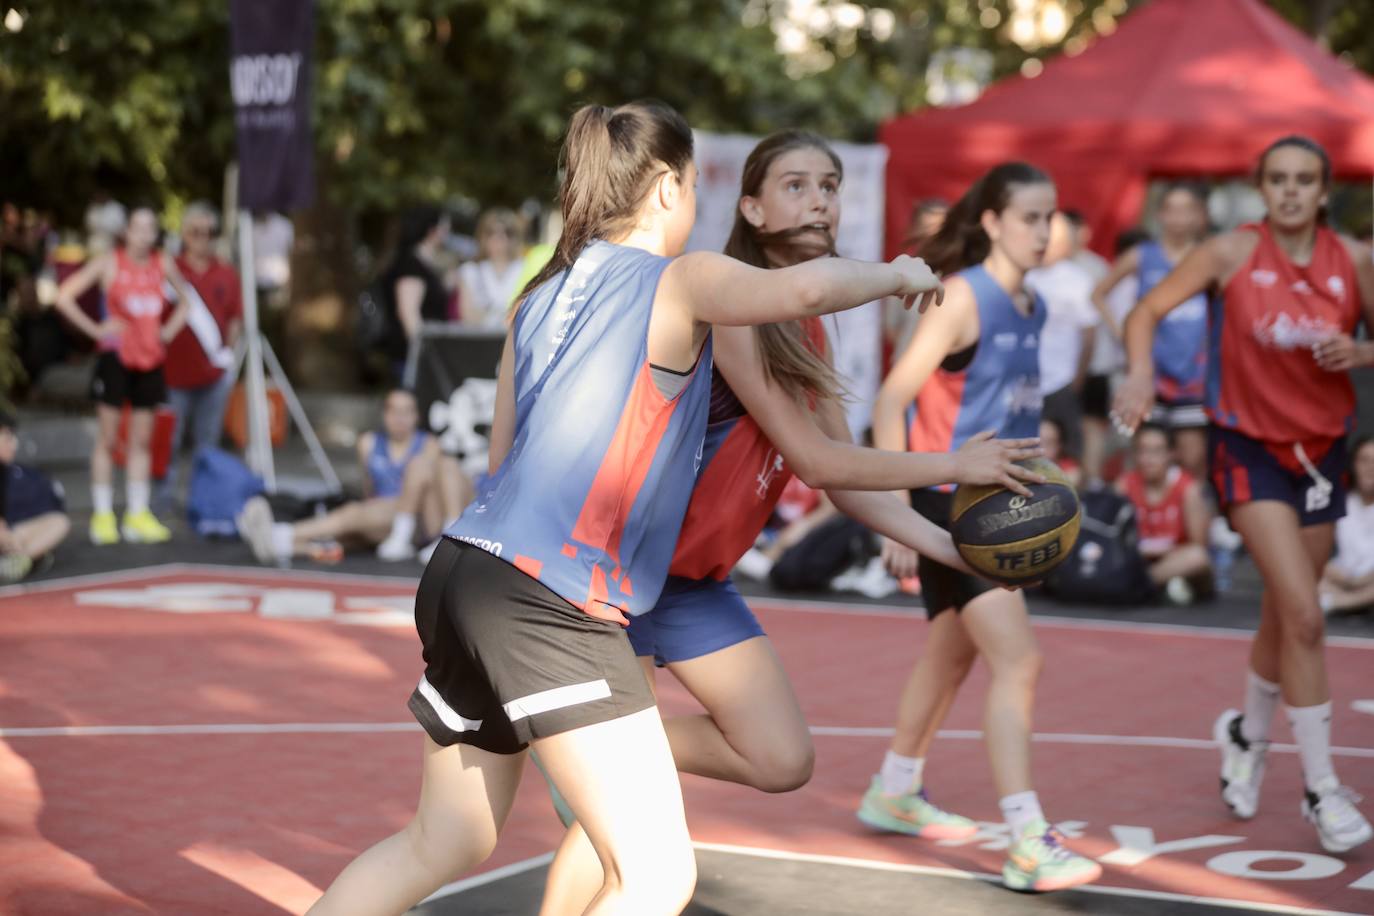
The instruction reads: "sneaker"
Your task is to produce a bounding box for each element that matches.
[1002,820,1102,892]
[236,496,277,565]
[376,534,415,562]
[1214,709,1266,819]
[121,509,171,544]
[1165,576,1194,606]
[0,553,32,584]
[89,510,120,546]
[1303,777,1373,853]
[855,776,978,840]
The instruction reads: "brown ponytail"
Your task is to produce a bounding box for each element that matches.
[722,129,844,404]
[921,162,1052,277]
[516,100,694,308]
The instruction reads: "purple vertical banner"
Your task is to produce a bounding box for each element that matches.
[229,0,315,212]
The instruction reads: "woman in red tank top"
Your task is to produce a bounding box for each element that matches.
[1113,137,1374,852]
[54,207,192,546]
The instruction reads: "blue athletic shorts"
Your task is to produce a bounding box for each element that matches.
[1208,426,1348,528]
[626,576,766,666]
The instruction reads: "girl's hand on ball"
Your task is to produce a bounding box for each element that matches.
[954,430,1046,498]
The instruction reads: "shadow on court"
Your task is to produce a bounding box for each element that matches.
[416,847,1263,915]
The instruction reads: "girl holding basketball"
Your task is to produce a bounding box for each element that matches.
[537,130,1043,914]
[860,163,1102,893]
[306,101,947,916]
[1113,135,1373,853]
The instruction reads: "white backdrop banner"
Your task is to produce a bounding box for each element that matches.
[685,131,889,438]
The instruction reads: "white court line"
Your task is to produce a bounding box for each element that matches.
[0,561,420,600]
[421,852,554,903]
[691,842,1366,916]
[3,722,1371,759]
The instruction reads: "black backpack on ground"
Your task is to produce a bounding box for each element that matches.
[1043,485,1154,606]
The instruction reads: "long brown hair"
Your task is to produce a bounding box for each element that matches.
[920,162,1052,277]
[723,129,843,404]
[517,100,694,306]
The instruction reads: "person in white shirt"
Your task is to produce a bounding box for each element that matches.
[1026,212,1099,458]
[456,208,525,328]
[1320,437,1374,614]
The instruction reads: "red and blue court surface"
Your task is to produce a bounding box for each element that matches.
[1,564,1371,915]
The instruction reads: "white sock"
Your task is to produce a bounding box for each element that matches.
[999,790,1044,837]
[1285,702,1336,792]
[271,523,295,561]
[1240,670,1281,745]
[879,751,924,796]
[126,481,150,514]
[387,513,416,545]
[92,484,114,515]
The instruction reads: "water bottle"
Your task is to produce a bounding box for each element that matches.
[1211,542,1234,594]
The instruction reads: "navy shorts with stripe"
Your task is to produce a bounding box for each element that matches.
[626,576,765,666]
[1208,426,1348,528]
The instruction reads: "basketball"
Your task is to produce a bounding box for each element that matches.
[950,457,1081,585]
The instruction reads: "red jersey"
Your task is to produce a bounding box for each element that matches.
[105,249,167,371]
[1206,222,1360,459]
[166,256,242,388]
[669,317,827,581]
[1120,467,1193,555]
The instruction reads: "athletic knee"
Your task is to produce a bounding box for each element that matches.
[404,810,495,880]
[602,842,696,912]
[991,647,1042,686]
[748,739,814,793]
[1282,604,1325,650]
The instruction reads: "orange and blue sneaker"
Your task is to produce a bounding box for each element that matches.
[1002,819,1102,892]
[856,776,979,840]
[121,509,171,544]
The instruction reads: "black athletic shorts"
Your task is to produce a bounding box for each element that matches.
[1081,374,1111,420]
[408,538,656,755]
[910,489,998,619]
[90,352,166,409]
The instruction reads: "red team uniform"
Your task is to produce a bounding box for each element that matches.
[629,317,827,665]
[90,249,169,408]
[1206,222,1360,525]
[1119,467,1193,556]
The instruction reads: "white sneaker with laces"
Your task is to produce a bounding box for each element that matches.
[1303,777,1373,853]
[1214,708,1266,819]
[376,535,415,562]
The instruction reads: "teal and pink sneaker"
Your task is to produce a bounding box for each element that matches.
[856,776,979,840]
[1002,819,1102,892]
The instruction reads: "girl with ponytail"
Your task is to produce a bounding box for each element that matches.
[861,163,1102,892]
[309,102,952,915]
[538,131,1045,913]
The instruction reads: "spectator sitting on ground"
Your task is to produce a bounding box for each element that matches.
[236,388,471,566]
[1319,436,1374,615]
[1040,417,1083,490]
[0,413,70,582]
[1116,422,1212,605]
[164,201,241,499]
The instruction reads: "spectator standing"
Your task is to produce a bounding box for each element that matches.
[53,206,193,545]
[1117,422,1213,604]
[1320,436,1374,614]
[165,202,241,493]
[381,207,450,381]
[0,412,69,582]
[1026,211,1099,458]
[457,207,524,328]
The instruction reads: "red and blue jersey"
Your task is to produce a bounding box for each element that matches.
[447,241,713,623]
[669,318,827,581]
[1138,241,1208,403]
[907,264,1045,489]
[1206,222,1360,465]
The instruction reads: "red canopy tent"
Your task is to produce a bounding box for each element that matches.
[880,0,1374,257]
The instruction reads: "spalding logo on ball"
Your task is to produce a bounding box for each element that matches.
[950,457,1081,585]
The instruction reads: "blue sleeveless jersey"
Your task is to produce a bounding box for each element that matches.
[907,265,1044,490]
[446,241,713,623]
[367,430,429,499]
[1138,241,1208,402]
